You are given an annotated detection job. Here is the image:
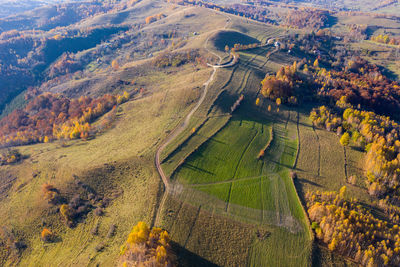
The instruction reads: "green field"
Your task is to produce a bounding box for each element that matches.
[167,105,312,266]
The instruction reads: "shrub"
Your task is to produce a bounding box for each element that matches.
[42,183,59,204]
[60,204,73,222]
[41,228,53,242]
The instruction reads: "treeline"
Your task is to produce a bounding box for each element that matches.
[152,49,205,68]
[231,43,260,52]
[371,34,400,46]
[166,0,276,24]
[0,92,130,147]
[307,188,400,266]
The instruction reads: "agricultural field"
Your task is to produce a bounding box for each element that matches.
[158,31,314,264]
[162,105,312,266]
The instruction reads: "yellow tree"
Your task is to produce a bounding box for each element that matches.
[340,132,350,146]
[255,98,260,106]
[224,45,229,53]
[292,61,297,73]
[313,59,319,68]
[111,60,120,70]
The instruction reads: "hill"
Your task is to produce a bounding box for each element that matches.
[0,0,399,266]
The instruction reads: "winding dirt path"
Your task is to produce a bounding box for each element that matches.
[153,13,232,226]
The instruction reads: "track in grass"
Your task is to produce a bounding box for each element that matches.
[172,108,304,229]
[312,125,321,177]
[168,107,312,266]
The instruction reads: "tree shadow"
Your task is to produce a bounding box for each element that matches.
[297,178,321,187]
[185,163,215,175]
[172,242,219,267]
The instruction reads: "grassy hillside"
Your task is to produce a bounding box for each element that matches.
[0,60,211,266]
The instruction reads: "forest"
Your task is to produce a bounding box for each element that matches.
[307,188,400,266]
[0,91,130,148]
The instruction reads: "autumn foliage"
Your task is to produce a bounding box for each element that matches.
[0,92,130,147]
[260,62,299,103]
[119,222,175,267]
[41,228,53,242]
[310,104,400,201]
[0,149,22,165]
[145,13,165,24]
[307,189,400,266]
[285,8,329,30]
[309,58,400,118]
[371,34,400,46]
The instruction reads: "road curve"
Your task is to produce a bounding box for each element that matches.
[153,13,232,226]
[155,14,232,190]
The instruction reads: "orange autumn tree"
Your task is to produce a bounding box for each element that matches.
[119,221,175,267]
[260,62,299,102]
[111,60,120,70]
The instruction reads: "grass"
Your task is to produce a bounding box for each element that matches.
[0,62,210,266]
[169,105,312,266]
[157,24,314,265]
[209,30,260,51]
[295,107,370,204]
[160,45,275,177]
[159,195,256,267]
[0,5,322,266]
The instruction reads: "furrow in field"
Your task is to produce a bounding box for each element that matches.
[183,205,202,248]
[226,129,259,212]
[312,125,321,177]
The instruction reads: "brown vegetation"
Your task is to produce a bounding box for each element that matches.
[285,8,330,30]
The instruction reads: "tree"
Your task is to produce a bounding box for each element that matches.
[120,222,175,266]
[267,105,271,112]
[111,60,119,70]
[340,132,350,146]
[276,98,281,106]
[60,204,72,221]
[41,228,53,242]
[339,185,347,198]
[292,61,297,73]
[255,98,260,106]
[313,59,319,68]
